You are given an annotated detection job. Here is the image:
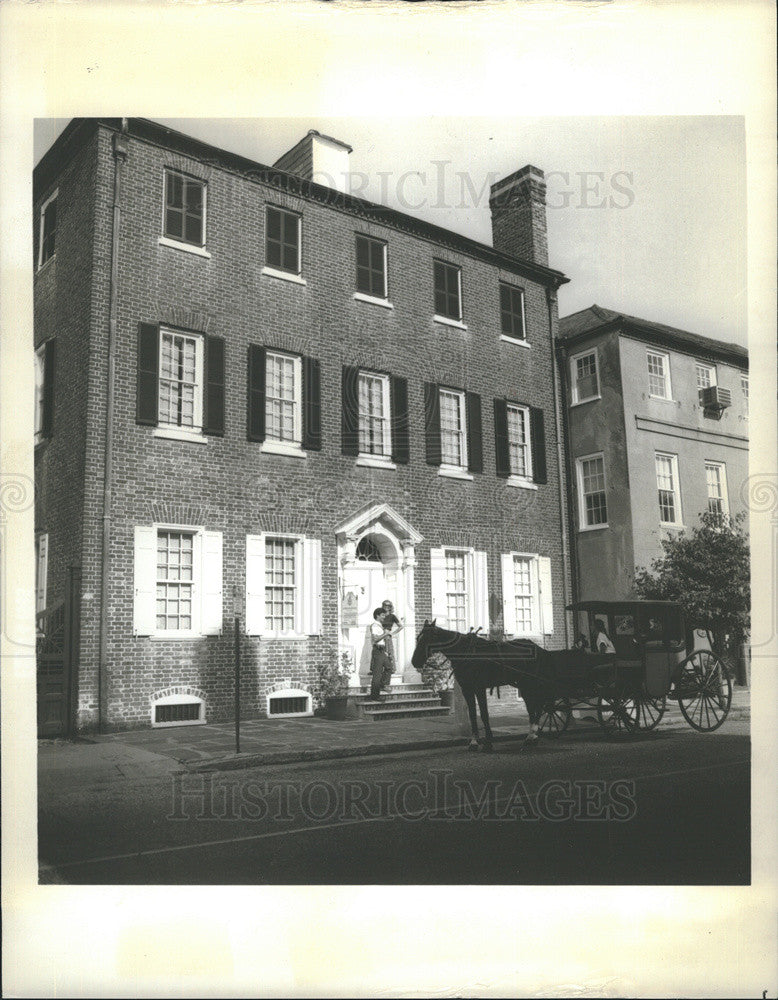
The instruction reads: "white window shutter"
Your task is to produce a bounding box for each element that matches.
[245,534,265,636]
[538,556,554,635]
[201,531,223,635]
[501,553,517,636]
[472,550,489,633]
[302,537,322,635]
[36,534,49,614]
[133,526,157,636]
[429,547,448,625]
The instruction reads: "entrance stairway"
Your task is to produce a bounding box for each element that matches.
[352,683,451,721]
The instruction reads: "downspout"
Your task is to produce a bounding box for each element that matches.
[546,284,570,647]
[98,121,129,730]
[555,340,580,608]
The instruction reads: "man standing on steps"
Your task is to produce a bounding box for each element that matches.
[369,609,393,701]
[381,600,403,684]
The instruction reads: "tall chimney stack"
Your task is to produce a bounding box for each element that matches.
[489,165,548,267]
[273,130,353,194]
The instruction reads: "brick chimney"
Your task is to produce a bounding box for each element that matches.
[273,130,353,194]
[489,165,548,267]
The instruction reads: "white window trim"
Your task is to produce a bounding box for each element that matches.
[500,335,531,349]
[655,451,683,527]
[356,455,397,470]
[37,189,58,271]
[506,402,533,482]
[504,551,542,639]
[696,362,717,404]
[357,371,392,461]
[35,532,48,618]
[434,314,468,331]
[741,374,749,418]
[443,546,475,632]
[264,350,303,448]
[157,329,205,434]
[151,524,203,640]
[152,427,208,445]
[705,460,730,519]
[439,388,468,474]
[647,349,673,401]
[34,344,46,441]
[353,292,394,310]
[576,452,609,531]
[161,169,207,251]
[570,348,601,406]
[265,206,303,278]
[261,531,304,640]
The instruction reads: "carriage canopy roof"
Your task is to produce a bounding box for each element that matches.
[566,600,682,613]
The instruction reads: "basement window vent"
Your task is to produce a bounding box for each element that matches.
[266,688,313,719]
[151,693,206,728]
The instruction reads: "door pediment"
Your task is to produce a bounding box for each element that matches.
[335,502,423,546]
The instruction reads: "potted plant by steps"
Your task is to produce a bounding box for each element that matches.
[318,649,354,720]
[420,652,455,706]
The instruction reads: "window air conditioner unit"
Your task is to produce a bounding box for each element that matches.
[701,385,731,410]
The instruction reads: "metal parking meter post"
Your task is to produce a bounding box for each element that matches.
[234,616,241,755]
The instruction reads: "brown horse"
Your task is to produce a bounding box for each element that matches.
[411,620,556,750]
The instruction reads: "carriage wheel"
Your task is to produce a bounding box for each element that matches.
[634,694,666,731]
[597,693,639,736]
[677,651,732,732]
[537,701,571,739]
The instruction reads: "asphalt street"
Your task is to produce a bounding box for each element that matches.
[39,719,750,885]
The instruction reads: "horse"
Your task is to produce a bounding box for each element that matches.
[411,620,556,750]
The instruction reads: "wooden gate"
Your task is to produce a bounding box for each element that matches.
[36,567,80,738]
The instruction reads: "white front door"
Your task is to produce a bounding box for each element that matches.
[342,561,398,681]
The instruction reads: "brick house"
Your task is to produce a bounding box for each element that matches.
[557,305,749,604]
[34,118,571,734]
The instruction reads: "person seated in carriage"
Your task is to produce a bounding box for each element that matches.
[593,619,616,654]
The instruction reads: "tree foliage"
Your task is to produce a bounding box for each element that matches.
[633,511,750,652]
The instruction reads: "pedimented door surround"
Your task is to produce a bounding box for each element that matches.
[336,503,423,686]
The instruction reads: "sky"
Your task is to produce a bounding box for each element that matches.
[34,115,747,348]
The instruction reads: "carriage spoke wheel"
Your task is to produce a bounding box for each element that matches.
[677,651,732,732]
[634,693,666,731]
[537,701,571,739]
[597,692,639,737]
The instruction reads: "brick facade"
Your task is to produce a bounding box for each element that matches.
[34,119,571,733]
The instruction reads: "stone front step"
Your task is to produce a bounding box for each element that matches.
[355,691,444,703]
[362,696,443,710]
[363,704,452,721]
[348,683,451,720]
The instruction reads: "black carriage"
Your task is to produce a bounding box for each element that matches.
[536,600,733,738]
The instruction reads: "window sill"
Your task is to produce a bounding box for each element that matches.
[152,427,208,445]
[262,266,307,286]
[433,314,467,331]
[260,440,307,458]
[354,292,393,310]
[505,476,538,491]
[571,395,601,408]
[648,394,674,403]
[250,633,312,641]
[356,454,397,470]
[579,523,609,533]
[661,523,686,531]
[158,236,211,259]
[148,633,205,641]
[500,335,530,349]
[438,465,474,482]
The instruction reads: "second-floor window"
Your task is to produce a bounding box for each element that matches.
[433,260,462,322]
[159,331,204,431]
[355,235,387,299]
[571,349,600,404]
[266,207,301,274]
[499,283,526,341]
[705,462,729,524]
[506,403,531,479]
[577,453,608,528]
[34,340,56,441]
[741,374,749,417]
[38,190,58,269]
[265,351,302,445]
[647,350,671,399]
[655,452,682,525]
[696,362,717,403]
[163,171,205,247]
[358,372,391,457]
[439,389,468,469]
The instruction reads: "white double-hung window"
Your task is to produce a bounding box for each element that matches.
[576,453,608,529]
[245,534,321,638]
[705,461,729,524]
[696,362,717,403]
[570,349,600,404]
[265,350,302,447]
[133,525,223,638]
[429,547,489,633]
[439,389,468,470]
[506,403,532,480]
[647,350,671,399]
[358,371,391,458]
[501,553,554,638]
[158,330,204,432]
[655,452,682,526]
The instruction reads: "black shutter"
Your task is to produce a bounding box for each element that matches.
[341,365,360,456]
[390,375,409,464]
[136,323,159,426]
[466,391,483,473]
[247,345,266,442]
[41,339,56,438]
[302,356,322,451]
[493,398,510,478]
[424,383,441,466]
[530,406,547,484]
[203,335,225,436]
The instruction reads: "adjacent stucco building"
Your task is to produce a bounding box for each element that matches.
[557,305,749,602]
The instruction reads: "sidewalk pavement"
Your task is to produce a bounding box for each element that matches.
[37,688,751,780]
